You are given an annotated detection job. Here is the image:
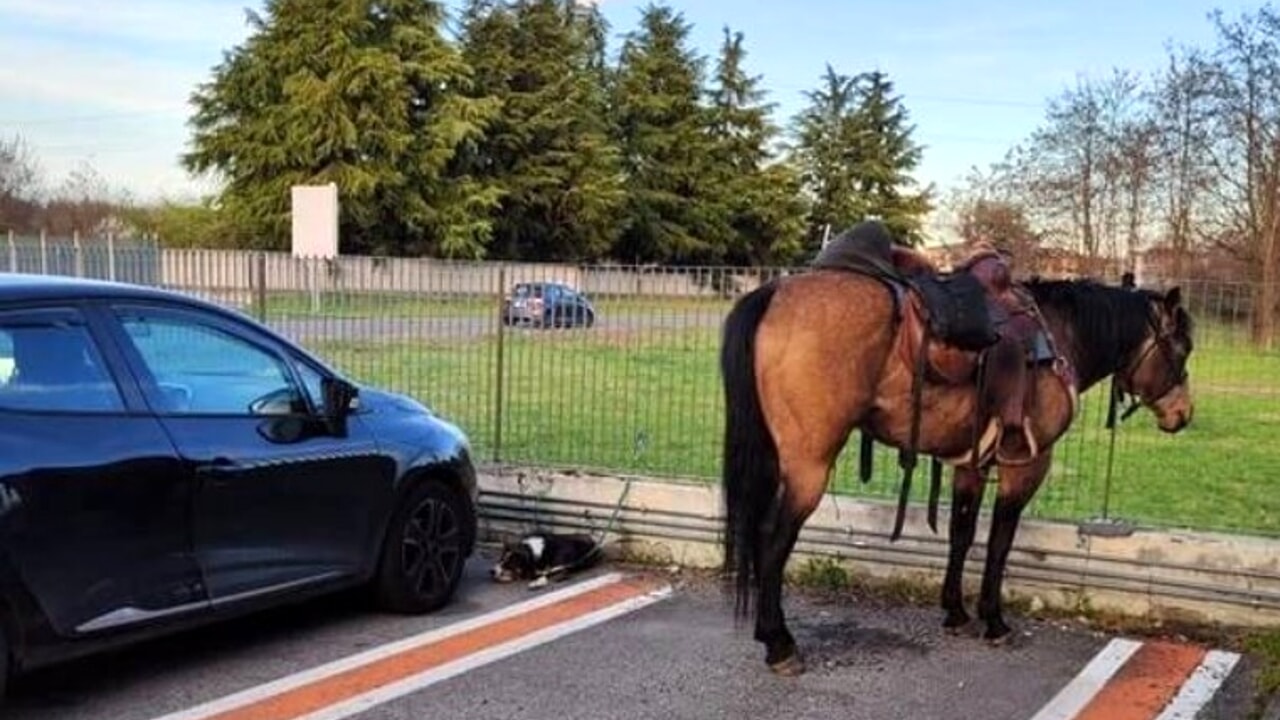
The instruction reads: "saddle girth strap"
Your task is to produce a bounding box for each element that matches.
[970,349,990,467]
[927,458,942,534]
[892,324,931,543]
[859,431,875,484]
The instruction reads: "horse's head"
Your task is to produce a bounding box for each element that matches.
[1118,286,1195,433]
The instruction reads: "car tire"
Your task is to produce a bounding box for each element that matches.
[373,480,469,615]
[0,619,10,703]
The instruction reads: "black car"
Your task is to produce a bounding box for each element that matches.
[0,274,478,699]
[501,282,596,328]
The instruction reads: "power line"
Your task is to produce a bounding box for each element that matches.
[0,108,187,128]
[764,81,1049,110]
[919,133,1021,146]
[34,143,172,156]
[0,88,1048,131]
[910,94,1045,109]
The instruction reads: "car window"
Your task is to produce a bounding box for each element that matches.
[0,308,125,413]
[117,309,301,416]
[292,355,327,412]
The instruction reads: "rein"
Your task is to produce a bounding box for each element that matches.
[1100,308,1185,519]
[1105,315,1186,431]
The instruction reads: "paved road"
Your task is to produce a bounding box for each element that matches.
[267,311,723,343]
[4,553,1260,720]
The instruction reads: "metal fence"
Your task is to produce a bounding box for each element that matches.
[2,233,159,285]
[6,238,1278,540]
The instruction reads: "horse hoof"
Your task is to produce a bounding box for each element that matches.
[942,609,972,634]
[769,654,806,676]
[984,628,1014,646]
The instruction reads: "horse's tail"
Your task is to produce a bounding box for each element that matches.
[720,278,781,622]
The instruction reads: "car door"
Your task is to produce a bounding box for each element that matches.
[0,303,208,637]
[103,302,396,606]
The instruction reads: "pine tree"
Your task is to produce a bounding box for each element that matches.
[789,66,932,249]
[790,65,863,250]
[183,0,501,256]
[458,0,624,261]
[610,3,722,264]
[849,71,933,245]
[706,27,806,265]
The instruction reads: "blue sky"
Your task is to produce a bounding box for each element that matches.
[0,0,1259,230]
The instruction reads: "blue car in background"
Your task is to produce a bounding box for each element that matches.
[501,282,596,329]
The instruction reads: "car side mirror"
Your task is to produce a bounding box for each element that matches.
[321,377,359,437]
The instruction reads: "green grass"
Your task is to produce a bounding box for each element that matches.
[298,318,1280,538]
[1245,629,1280,702]
[266,292,491,318]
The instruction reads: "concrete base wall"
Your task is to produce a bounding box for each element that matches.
[476,466,1280,629]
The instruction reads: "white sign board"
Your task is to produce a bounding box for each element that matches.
[291,184,339,259]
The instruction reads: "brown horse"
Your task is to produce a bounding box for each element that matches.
[719,233,1195,676]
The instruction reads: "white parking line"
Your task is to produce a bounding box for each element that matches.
[148,572,671,720]
[1153,650,1243,720]
[299,586,673,720]
[1028,638,1144,720]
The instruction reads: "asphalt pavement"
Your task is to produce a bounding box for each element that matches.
[268,310,723,343]
[3,553,1261,720]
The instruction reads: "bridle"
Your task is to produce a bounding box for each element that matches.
[1097,291,1190,521]
[1106,308,1189,429]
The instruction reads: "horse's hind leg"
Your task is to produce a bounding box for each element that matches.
[941,464,988,631]
[754,460,827,676]
[978,450,1051,643]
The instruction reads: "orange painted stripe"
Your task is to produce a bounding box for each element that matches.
[1073,641,1208,720]
[204,578,657,720]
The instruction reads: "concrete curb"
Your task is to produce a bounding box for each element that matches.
[476,465,1280,629]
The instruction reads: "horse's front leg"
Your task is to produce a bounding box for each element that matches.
[978,450,1051,643]
[941,464,988,631]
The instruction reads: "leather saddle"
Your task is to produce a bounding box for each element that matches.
[811,223,1071,539]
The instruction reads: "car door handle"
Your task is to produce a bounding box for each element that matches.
[195,457,239,475]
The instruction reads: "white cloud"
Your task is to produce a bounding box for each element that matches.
[0,0,262,197]
[0,43,196,115]
[0,0,257,48]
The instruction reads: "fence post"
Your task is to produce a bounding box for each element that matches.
[6,230,13,273]
[39,229,47,275]
[254,252,268,322]
[107,232,117,281]
[73,230,84,277]
[309,257,322,313]
[494,265,506,463]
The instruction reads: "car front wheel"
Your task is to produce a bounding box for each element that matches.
[373,481,469,614]
[0,619,9,703]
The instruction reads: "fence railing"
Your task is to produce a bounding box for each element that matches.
[5,237,1277,540]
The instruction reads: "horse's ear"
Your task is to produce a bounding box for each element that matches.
[1164,286,1182,309]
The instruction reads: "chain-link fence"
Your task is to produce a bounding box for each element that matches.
[6,236,1277,538]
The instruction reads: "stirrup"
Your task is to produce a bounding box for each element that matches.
[995,420,1039,466]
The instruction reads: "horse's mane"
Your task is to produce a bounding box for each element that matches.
[1022,277,1160,385]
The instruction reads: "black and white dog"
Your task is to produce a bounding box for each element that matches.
[490,532,603,588]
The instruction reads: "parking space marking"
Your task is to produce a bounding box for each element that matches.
[1030,638,1144,720]
[1074,641,1207,720]
[148,572,671,720]
[1028,638,1241,720]
[1153,650,1243,720]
